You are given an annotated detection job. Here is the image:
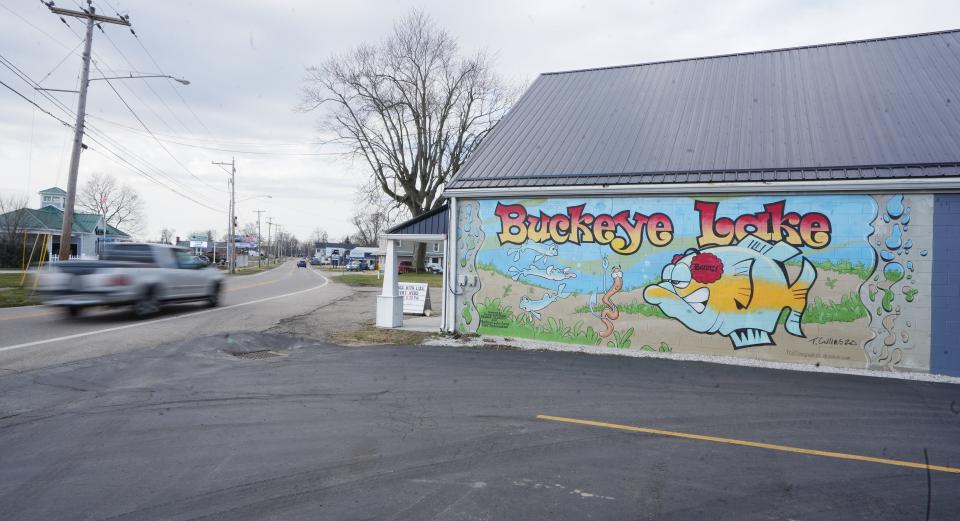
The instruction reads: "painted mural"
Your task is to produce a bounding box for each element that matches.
[454,194,934,372]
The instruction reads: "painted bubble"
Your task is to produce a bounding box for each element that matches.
[885,224,902,250]
[920,249,928,256]
[886,194,904,219]
[906,260,914,271]
[881,262,905,312]
[880,250,895,261]
[902,210,911,225]
[904,239,913,250]
[884,262,904,282]
[882,214,890,223]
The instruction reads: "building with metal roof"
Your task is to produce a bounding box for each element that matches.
[445,29,960,194]
[0,188,131,264]
[380,30,960,377]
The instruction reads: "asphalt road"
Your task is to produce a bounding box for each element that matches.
[0,261,351,371]
[1,333,958,520]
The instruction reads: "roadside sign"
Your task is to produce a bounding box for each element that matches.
[189,240,207,248]
[399,282,431,315]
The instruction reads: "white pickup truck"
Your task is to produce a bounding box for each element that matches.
[39,243,224,318]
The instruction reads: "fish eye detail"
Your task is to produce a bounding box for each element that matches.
[670,262,691,289]
[661,264,674,282]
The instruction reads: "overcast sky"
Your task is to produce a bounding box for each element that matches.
[2,0,958,242]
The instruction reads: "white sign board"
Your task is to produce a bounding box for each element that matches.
[190,240,208,248]
[399,282,431,315]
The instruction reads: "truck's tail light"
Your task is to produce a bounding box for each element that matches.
[106,275,132,286]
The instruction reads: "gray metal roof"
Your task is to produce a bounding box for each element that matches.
[386,205,448,236]
[447,30,960,191]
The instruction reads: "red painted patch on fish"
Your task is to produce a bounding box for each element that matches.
[690,252,723,284]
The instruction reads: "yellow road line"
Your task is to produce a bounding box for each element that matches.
[228,265,293,292]
[535,415,960,474]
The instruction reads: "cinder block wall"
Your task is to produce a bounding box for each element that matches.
[931,194,960,376]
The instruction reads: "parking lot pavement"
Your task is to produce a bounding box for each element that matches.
[0,333,958,520]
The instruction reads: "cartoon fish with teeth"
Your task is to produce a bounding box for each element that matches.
[643,235,816,349]
[507,242,559,263]
[519,283,571,320]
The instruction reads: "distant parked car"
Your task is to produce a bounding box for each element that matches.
[309,258,321,265]
[425,262,443,274]
[346,260,363,271]
[297,259,307,268]
[398,261,414,274]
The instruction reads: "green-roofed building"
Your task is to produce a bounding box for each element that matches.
[0,187,131,263]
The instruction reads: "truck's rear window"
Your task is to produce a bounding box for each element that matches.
[101,244,154,263]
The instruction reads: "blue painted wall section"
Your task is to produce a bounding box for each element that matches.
[931,194,960,377]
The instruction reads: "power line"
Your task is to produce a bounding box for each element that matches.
[38,39,85,84]
[0,78,74,129]
[2,51,223,214]
[95,0,218,144]
[43,15,225,198]
[0,2,80,53]
[1,51,199,196]
[85,115,321,147]
[98,25,193,136]
[90,60,227,195]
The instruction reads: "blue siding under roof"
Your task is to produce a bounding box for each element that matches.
[387,205,448,236]
[447,30,960,190]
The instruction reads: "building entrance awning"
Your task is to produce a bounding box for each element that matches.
[377,205,449,331]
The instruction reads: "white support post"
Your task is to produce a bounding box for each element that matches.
[376,239,403,328]
[444,197,458,332]
[439,238,447,331]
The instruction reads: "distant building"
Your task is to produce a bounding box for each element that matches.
[313,241,354,266]
[0,187,130,261]
[376,237,445,269]
[38,187,66,210]
[347,246,379,269]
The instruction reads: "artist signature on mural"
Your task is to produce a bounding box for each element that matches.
[806,336,859,347]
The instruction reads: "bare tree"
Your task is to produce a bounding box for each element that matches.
[350,189,406,247]
[309,227,329,245]
[159,228,175,245]
[77,173,145,236]
[241,222,258,237]
[300,9,514,267]
[0,195,31,268]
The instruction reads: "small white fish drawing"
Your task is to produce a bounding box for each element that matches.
[507,242,559,263]
[518,283,572,320]
[508,264,578,282]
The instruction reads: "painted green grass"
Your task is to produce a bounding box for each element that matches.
[774,292,868,325]
[810,260,874,280]
[477,298,603,346]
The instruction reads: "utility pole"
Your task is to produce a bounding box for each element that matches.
[212,158,236,273]
[276,225,283,259]
[265,217,273,264]
[47,1,130,260]
[254,209,265,268]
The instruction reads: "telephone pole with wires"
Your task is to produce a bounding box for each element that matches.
[254,209,265,268]
[45,0,129,260]
[265,217,274,264]
[212,158,236,273]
